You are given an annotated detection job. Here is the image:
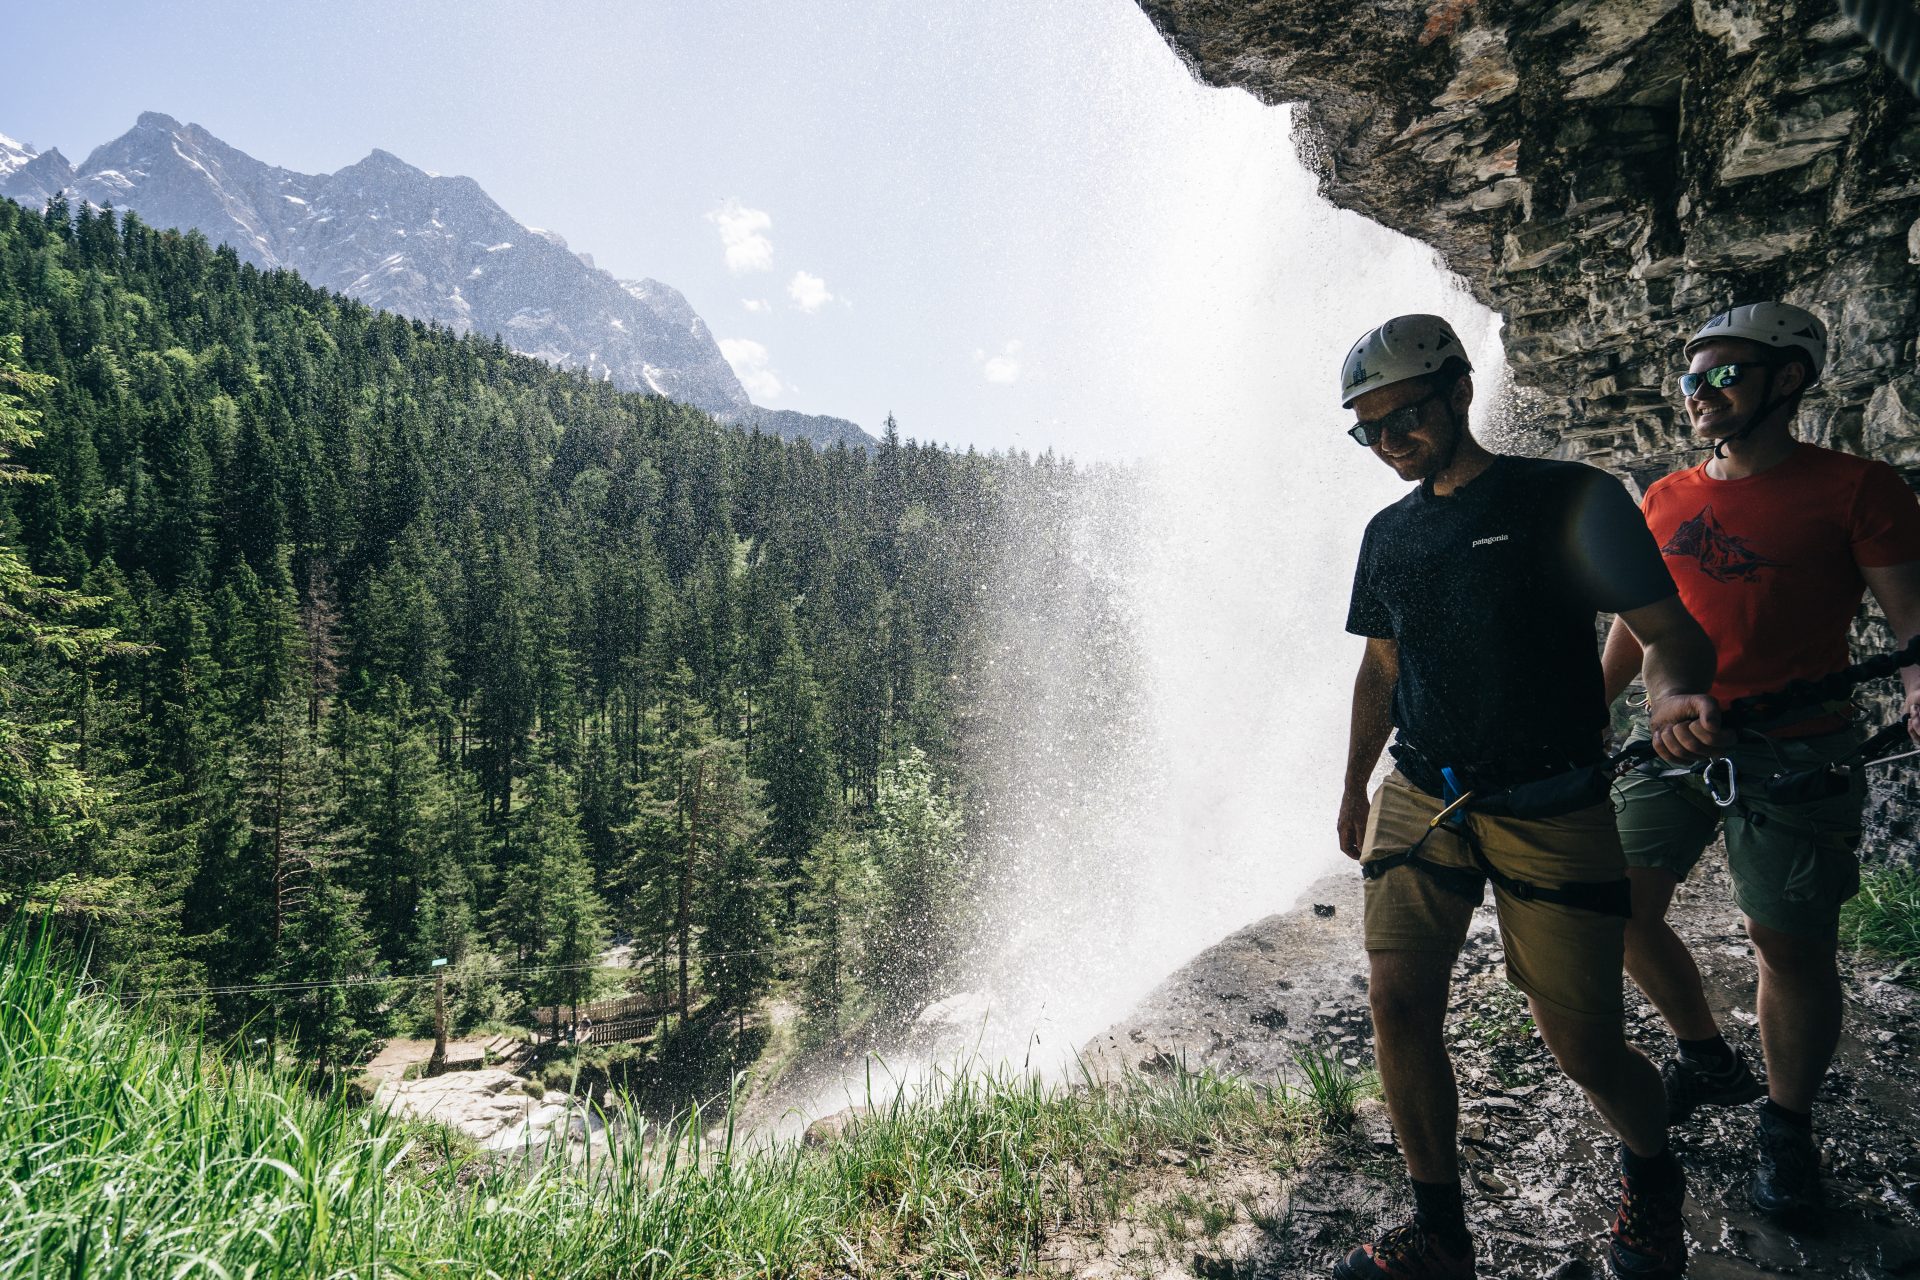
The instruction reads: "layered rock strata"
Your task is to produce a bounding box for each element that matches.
[1136,0,1920,852]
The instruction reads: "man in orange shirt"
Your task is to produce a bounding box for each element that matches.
[1602,302,1920,1219]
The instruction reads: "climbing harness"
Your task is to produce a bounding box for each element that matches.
[1364,636,1920,913]
[1361,762,1633,917]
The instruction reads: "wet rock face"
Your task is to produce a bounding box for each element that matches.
[1136,0,1920,856]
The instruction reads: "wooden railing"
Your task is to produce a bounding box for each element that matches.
[531,989,701,1044]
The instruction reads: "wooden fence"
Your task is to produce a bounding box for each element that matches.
[532,989,699,1045]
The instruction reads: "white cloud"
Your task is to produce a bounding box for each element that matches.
[742,298,771,313]
[975,339,1023,385]
[707,200,773,274]
[787,270,834,313]
[718,337,783,400]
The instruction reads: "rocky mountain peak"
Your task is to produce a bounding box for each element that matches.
[0,115,872,447]
[339,148,428,183]
[0,146,74,207]
[0,133,36,179]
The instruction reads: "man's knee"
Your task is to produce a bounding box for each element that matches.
[1624,868,1680,940]
[1368,951,1451,1031]
[1746,916,1838,979]
[1532,1006,1628,1089]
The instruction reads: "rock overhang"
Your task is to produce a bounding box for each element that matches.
[1132,0,1920,850]
[1135,0,1918,482]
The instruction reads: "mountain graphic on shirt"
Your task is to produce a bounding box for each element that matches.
[1659,505,1785,582]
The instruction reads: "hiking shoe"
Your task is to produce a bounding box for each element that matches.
[1751,1108,1823,1219]
[1332,1219,1475,1279]
[1606,1168,1687,1279]
[1661,1049,1764,1125]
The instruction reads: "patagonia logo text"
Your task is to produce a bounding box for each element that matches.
[1471,534,1511,548]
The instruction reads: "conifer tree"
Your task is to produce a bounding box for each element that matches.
[619,663,764,1013]
[701,828,775,1043]
[335,676,450,967]
[865,747,964,1024]
[233,685,346,1040]
[794,823,869,1045]
[757,623,834,918]
[277,870,388,1072]
[0,336,100,869]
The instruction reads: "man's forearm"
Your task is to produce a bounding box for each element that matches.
[1861,563,1920,707]
[1640,629,1716,704]
[1346,667,1395,790]
[1600,615,1645,706]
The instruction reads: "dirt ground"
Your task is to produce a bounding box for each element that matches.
[360,1032,527,1084]
[1075,855,1920,1278]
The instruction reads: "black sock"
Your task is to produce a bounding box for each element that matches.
[1621,1141,1683,1191]
[1411,1177,1470,1247]
[1762,1099,1813,1132]
[1675,1033,1735,1071]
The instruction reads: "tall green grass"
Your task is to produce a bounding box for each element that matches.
[0,921,1342,1277]
[1842,866,1920,972]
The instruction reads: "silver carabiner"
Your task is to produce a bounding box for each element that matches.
[1701,756,1738,808]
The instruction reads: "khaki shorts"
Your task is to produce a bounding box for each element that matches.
[1613,726,1865,938]
[1361,771,1628,1024]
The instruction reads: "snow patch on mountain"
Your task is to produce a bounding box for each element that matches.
[0,133,35,180]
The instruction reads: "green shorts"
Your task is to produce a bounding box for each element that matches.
[1612,726,1865,938]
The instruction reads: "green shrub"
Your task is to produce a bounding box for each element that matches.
[1842,865,1920,972]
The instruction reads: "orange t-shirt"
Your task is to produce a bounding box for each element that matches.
[1641,444,1920,733]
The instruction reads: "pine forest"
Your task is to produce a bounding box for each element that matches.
[0,194,1080,1081]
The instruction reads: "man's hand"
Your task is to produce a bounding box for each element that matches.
[1337,784,1370,861]
[1648,692,1726,764]
[1904,687,1920,745]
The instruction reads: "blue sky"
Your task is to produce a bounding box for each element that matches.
[0,0,1491,460]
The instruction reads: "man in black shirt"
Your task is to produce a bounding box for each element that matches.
[1331,315,1722,1280]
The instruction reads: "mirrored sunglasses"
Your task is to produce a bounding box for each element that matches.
[1679,361,1770,397]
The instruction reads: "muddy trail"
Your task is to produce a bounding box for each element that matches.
[1077,856,1920,1278]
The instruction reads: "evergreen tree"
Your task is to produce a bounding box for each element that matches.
[794,823,869,1045]
[335,677,451,967]
[865,747,964,1024]
[757,622,834,919]
[700,828,775,1043]
[233,686,346,1041]
[619,664,764,1013]
[277,870,388,1072]
[0,335,106,878]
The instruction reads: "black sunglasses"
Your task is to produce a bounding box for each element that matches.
[1679,361,1772,398]
[1348,389,1442,447]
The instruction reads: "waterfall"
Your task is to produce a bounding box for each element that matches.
[761,61,1505,1137]
[959,95,1506,1067]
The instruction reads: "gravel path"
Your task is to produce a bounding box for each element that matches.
[1081,854,1920,1278]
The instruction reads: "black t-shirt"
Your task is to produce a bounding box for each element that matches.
[1345,455,1676,781]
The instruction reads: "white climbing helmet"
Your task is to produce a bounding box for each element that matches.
[1684,302,1828,386]
[1339,314,1472,408]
